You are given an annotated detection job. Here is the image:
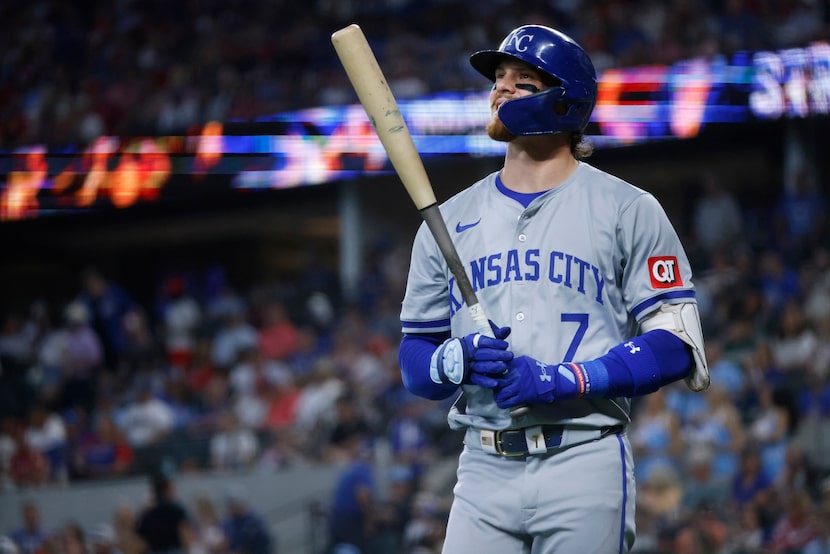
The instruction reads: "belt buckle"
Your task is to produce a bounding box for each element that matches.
[494,430,525,457]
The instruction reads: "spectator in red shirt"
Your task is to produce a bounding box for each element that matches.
[770,489,817,553]
[263,374,301,431]
[8,423,48,488]
[184,339,216,393]
[257,301,299,362]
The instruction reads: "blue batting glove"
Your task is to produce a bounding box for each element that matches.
[493,356,591,409]
[430,322,512,387]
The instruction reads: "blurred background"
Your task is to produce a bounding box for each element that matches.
[1,1,829,553]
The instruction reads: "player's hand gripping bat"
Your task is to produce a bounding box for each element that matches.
[331,23,530,417]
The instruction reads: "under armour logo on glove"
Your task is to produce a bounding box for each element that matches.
[625,341,641,354]
[492,356,591,409]
[537,360,551,382]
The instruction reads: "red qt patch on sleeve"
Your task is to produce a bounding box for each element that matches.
[648,256,683,288]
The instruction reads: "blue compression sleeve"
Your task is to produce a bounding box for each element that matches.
[577,329,692,398]
[399,332,458,400]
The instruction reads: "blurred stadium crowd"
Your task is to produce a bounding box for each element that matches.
[1,170,828,553]
[1,0,829,151]
[2,0,830,554]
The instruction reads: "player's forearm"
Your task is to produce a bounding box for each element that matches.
[493,330,693,408]
[574,329,693,398]
[399,333,459,400]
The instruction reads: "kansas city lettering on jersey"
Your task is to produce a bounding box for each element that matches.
[448,248,605,315]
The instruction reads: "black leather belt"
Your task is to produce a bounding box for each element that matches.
[481,424,625,457]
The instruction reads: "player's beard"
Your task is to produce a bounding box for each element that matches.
[486,114,516,142]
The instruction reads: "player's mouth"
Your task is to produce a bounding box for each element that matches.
[493,97,511,110]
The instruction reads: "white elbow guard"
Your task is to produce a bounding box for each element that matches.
[639,302,710,392]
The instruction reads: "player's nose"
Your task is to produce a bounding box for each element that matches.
[493,76,517,93]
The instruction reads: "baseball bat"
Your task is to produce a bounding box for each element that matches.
[331,24,529,417]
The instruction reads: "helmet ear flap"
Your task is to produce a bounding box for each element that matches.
[470,24,597,135]
[497,86,595,136]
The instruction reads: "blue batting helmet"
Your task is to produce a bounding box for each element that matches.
[470,25,597,135]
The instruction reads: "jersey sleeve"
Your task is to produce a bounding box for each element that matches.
[618,192,696,322]
[400,221,452,334]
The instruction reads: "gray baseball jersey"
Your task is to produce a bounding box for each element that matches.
[400,161,697,431]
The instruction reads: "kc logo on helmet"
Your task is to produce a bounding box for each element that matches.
[648,256,683,288]
[504,30,534,52]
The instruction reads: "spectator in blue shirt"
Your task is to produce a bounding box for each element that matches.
[221,485,274,554]
[326,435,376,554]
[77,268,137,373]
[9,501,47,554]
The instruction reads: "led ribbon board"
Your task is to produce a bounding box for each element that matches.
[1,42,828,220]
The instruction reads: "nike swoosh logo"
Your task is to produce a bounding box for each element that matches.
[455,218,481,233]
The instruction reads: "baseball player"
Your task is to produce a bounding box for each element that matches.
[398,24,710,553]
